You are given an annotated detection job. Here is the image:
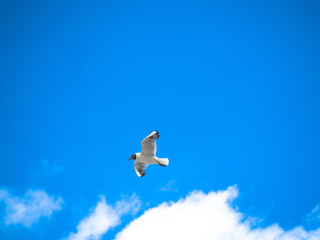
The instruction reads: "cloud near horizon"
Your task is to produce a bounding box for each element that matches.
[0,188,63,227]
[115,186,320,240]
[64,194,141,240]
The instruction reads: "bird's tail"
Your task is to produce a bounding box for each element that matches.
[157,158,169,166]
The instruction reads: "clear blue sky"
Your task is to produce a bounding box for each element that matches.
[1,0,320,239]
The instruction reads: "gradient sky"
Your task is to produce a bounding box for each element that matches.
[1,1,320,239]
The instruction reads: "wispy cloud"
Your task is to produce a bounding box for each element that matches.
[305,203,320,224]
[0,188,63,227]
[64,194,141,240]
[160,180,178,192]
[115,186,320,240]
[32,158,65,180]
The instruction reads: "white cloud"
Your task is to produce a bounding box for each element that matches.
[0,188,63,227]
[115,186,320,240]
[65,194,141,240]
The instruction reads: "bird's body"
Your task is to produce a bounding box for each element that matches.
[135,153,169,165]
[128,130,169,177]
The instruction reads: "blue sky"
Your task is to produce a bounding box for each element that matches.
[1,0,320,239]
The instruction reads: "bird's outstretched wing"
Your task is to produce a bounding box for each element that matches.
[134,161,148,177]
[141,130,159,156]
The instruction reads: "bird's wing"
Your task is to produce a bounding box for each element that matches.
[141,130,159,156]
[134,161,148,177]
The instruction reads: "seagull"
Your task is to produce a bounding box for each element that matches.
[128,130,169,177]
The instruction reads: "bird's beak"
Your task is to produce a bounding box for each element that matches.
[128,157,133,161]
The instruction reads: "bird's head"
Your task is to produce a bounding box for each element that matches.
[128,153,136,161]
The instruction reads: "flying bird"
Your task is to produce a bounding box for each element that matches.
[128,130,169,177]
